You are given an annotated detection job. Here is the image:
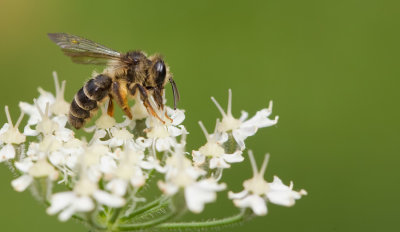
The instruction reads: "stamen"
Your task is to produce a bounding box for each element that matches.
[198,121,210,140]
[248,150,258,176]
[15,112,25,129]
[34,99,44,118]
[259,153,270,177]
[214,119,220,134]
[211,97,227,117]
[44,103,50,118]
[4,106,13,127]
[227,89,232,117]
[268,100,273,112]
[53,71,60,95]
[60,80,66,98]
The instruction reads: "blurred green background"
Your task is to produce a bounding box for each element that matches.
[0,0,399,231]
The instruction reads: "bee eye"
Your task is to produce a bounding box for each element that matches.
[154,60,166,88]
[133,59,139,65]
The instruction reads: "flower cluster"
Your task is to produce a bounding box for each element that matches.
[0,72,306,231]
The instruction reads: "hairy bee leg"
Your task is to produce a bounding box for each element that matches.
[164,111,173,123]
[135,84,165,124]
[112,81,133,119]
[107,95,114,117]
[152,88,172,123]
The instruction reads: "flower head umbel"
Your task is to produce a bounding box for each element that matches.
[229,151,307,215]
[0,72,306,231]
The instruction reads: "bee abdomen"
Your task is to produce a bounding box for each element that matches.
[69,74,112,129]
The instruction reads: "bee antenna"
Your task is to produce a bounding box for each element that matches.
[169,77,180,110]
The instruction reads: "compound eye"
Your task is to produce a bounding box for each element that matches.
[133,58,139,65]
[155,60,166,88]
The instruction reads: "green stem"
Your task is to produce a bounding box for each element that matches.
[118,210,175,231]
[120,196,169,222]
[155,210,251,231]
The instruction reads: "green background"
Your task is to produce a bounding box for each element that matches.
[0,0,399,231]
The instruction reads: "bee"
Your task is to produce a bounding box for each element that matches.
[48,33,180,129]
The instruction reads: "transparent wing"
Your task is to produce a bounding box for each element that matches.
[48,33,122,65]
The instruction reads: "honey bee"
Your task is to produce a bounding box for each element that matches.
[48,33,179,129]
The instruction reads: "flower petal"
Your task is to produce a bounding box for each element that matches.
[93,190,125,207]
[0,144,16,162]
[233,194,267,215]
[11,175,33,192]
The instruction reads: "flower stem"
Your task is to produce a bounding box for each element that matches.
[120,196,169,222]
[118,209,175,231]
[155,210,251,231]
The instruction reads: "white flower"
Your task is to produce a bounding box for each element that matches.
[47,176,125,221]
[185,178,226,213]
[106,146,153,196]
[50,71,70,116]
[145,108,186,152]
[158,141,225,213]
[47,191,94,222]
[228,151,307,215]
[0,106,25,145]
[211,89,279,150]
[0,106,26,162]
[11,158,59,192]
[105,127,134,147]
[192,121,243,169]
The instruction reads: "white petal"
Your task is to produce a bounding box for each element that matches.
[192,150,205,166]
[185,179,225,213]
[222,150,244,163]
[52,115,68,128]
[267,176,305,207]
[158,181,178,195]
[167,125,183,137]
[23,124,39,136]
[73,196,95,212]
[239,110,249,122]
[242,108,278,129]
[58,205,76,222]
[15,158,33,172]
[209,157,230,169]
[11,175,33,192]
[99,156,117,174]
[47,192,76,215]
[232,130,246,150]
[155,138,173,152]
[168,108,185,126]
[0,144,16,162]
[107,179,128,197]
[55,128,74,142]
[228,189,249,199]
[49,151,66,166]
[93,190,125,207]
[233,194,267,215]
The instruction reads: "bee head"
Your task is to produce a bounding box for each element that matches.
[151,58,179,110]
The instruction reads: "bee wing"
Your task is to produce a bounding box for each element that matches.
[48,33,123,65]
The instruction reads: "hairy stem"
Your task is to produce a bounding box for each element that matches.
[155,210,251,231]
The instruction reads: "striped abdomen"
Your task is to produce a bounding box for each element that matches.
[69,74,112,129]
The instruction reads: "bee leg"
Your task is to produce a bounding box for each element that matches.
[112,81,133,119]
[135,84,165,124]
[107,95,114,117]
[153,88,173,123]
